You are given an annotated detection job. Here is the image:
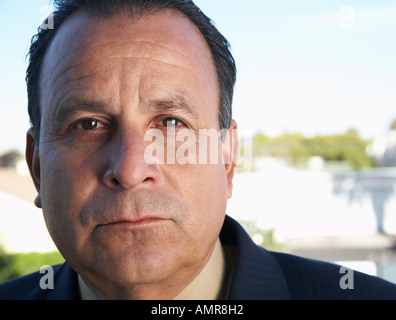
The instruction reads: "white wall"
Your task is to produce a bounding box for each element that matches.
[0,192,57,253]
[227,167,396,241]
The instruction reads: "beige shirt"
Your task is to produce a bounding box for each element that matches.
[78,238,226,300]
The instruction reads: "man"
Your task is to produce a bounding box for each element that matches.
[1,0,396,300]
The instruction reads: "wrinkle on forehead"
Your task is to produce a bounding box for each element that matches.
[51,56,201,121]
[54,39,192,73]
[51,38,195,88]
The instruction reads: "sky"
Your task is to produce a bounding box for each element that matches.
[1,0,396,153]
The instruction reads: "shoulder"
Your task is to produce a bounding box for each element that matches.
[271,251,396,300]
[0,263,78,300]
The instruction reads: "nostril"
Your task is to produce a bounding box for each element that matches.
[111,177,121,186]
[104,172,153,189]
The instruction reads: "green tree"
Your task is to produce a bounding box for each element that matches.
[0,248,64,284]
[250,129,375,170]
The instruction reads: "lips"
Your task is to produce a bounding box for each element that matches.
[98,217,168,230]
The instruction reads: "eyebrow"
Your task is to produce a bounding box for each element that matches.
[145,95,199,120]
[54,100,112,127]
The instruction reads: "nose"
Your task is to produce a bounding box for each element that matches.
[103,128,160,190]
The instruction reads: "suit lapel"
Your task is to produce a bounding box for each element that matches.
[221,216,291,300]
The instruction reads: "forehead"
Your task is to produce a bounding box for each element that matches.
[39,9,219,117]
[45,9,214,67]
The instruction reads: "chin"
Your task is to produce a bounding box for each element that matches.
[86,245,181,286]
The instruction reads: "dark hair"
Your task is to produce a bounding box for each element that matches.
[26,0,236,142]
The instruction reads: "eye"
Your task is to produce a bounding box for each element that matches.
[159,117,188,128]
[75,118,104,130]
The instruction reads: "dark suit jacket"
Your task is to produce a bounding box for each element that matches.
[1,215,396,300]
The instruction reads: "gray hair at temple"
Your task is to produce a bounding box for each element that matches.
[26,0,237,143]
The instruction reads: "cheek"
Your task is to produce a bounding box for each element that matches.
[39,145,99,245]
[162,133,229,228]
[165,162,228,232]
[159,163,227,264]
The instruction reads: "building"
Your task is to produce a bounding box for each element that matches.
[366,130,396,167]
[0,147,28,175]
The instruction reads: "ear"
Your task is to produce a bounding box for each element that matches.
[26,128,42,208]
[222,120,239,199]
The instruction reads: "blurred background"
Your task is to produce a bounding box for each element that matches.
[1,0,396,284]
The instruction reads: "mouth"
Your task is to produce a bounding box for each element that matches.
[98,217,168,230]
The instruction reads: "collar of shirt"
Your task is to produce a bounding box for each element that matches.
[78,238,226,300]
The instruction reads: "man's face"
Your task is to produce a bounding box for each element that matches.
[27,10,237,297]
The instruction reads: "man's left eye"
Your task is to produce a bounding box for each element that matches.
[75,119,104,130]
[159,117,187,128]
